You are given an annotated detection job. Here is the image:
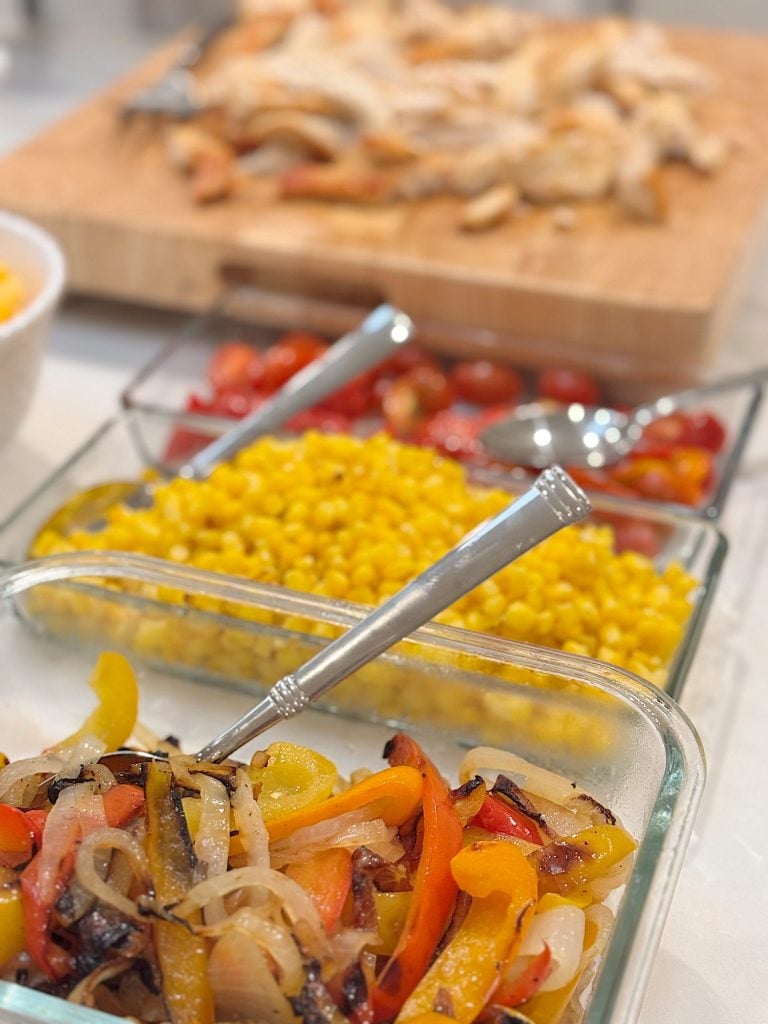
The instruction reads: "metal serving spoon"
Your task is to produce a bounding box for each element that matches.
[196,465,589,763]
[5,466,587,772]
[479,368,768,470]
[32,304,413,540]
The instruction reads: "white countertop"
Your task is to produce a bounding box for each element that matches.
[2,7,768,1022]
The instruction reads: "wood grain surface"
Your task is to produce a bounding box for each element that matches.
[1,27,767,387]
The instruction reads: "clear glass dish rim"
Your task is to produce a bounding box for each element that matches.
[119,302,766,523]
[0,550,706,1024]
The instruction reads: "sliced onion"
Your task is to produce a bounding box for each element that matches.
[194,775,230,924]
[174,865,326,957]
[459,747,579,805]
[232,769,270,869]
[270,810,402,868]
[0,754,67,804]
[519,905,585,993]
[330,926,380,969]
[75,827,150,922]
[67,959,134,1008]
[525,793,591,838]
[198,907,305,996]
[208,930,296,1023]
[36,785,107,917]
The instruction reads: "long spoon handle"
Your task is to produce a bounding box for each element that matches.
[635,367,768,424]
[197,466,590,763]
[184,304,414,479]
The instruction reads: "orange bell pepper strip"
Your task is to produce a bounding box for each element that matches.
[371,734,463,1023]
[266,765,423,843]
[145,762,214,1024]
[284,847,353,935]
[396,841,538,1024]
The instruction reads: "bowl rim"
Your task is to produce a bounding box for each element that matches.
[0,209,66,343]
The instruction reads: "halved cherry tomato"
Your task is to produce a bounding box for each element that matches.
[678,411,726,454]
[382,367,454,438]
[207,342,258,393]
[320,371,377,418]
[452,360,524,406]
[378,345,440,377]
[258,332,329,393]
[536,368,600,407]
[471,795,543,846]
[611,519,661,557]
[611,459,681,502]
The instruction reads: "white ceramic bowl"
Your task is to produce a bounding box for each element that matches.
[0,210,66,449]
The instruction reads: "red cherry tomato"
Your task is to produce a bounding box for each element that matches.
[207,342,258,392]
[320,371,376,418]
[642,413,688,447]
[678,411,726,454]
[286,408,352,434]
[612,519,661,558]
[378,345,441,377]
[259,332,329,393]
[418,409,485,461]
[451,360,524,406]
[536,368,601,407]
[406,365,454,413]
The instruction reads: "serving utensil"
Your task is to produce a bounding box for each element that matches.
[32,304,413,540]
[479,368,768,470]
[196,466,589,762]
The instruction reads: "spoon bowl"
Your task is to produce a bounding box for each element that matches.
[480,367,768,470]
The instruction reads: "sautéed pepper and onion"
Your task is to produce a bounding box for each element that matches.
[0,653,636,1024]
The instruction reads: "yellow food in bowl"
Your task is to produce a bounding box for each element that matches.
[33,431,697,686]
[0,262,24,323]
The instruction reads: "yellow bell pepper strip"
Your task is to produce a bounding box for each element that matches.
[284,847,353,935]
[145,761,214,1024]
[266,765,423,842]
[49,652,139,755]
[0,886,25,967]
[532,824,636,898]
[374,891,412,956]
[371,734,464,1023]
[396,841,538,1024]
[251,742,337,822]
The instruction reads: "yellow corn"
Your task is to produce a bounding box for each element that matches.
[32,432,697,685]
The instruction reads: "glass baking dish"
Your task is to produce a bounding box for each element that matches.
[120,292,764,521]
[0,552,705,1024]
[0,412,726,699]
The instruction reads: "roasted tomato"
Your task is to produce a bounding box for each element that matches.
[536,368,600,407]
[207,341,258,393]
[451,360,524,406]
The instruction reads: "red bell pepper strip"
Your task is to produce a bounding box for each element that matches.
[370,734,463,1022]
[0,806,39,868]
[471,795,544,846]
[493,942,553,1007]
[18,783,146,981]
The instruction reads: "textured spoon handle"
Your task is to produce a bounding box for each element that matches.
[184,305,413,479]
[197,466,590,763]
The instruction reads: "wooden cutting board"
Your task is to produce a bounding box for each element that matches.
[1,27,767,389]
